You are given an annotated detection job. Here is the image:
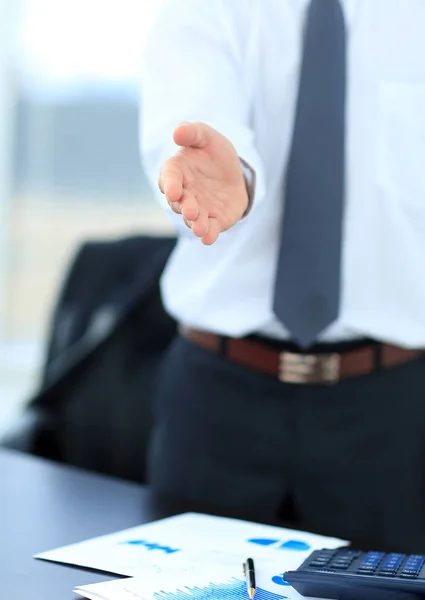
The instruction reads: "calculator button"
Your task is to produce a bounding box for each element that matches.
[329,561,350,570]
[357,569,376,575]
[309,553,333,564]
[382,553,404,564]
[404,559,422,564]
[399,572,419,579]
[402,568,421,575]
[378,553,405,575]
[337,550,361,558]
[357,551,384,574]
[401,570,422,577]
[362,552,384,562]
[310,560,330,567]
[403,556,425,570]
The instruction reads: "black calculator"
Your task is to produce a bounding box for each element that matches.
[283,548,425,600]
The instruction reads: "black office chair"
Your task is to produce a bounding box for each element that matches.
[0,234,177,483]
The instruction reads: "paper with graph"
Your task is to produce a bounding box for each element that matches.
[35,512,346,579]
[73,562,308,600]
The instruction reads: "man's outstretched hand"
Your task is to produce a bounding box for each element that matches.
[158,122,249,245]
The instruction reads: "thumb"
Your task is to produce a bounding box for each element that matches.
[173,122,215,149]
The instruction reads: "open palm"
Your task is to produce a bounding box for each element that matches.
[159,122,249,245]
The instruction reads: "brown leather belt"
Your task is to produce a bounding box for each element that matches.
[180,326,425,384]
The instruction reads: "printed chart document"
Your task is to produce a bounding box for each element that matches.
[36,512,346,579]
[74,560,310,600]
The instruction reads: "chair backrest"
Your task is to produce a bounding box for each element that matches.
[1,234,177,483]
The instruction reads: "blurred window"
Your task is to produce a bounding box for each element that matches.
[6,0,171,348]
[0,0,173,407]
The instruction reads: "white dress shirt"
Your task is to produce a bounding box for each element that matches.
[140,0,425,348]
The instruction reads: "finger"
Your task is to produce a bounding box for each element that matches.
[159,160,184,203]
[180,192,199,222]
[191,205,209,239]
[170,201,182,215]
[183,216,193,229]
[201,218,221,246]
[173,122,214,150]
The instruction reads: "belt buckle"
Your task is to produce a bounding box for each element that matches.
[279,351,340,384]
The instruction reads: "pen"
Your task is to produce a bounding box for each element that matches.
[243,557,256,599]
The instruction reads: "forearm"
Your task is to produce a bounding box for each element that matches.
[139,0,266,229]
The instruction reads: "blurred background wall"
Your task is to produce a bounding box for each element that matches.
[0,0,172,428]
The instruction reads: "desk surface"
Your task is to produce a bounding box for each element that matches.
[1,449,361,600]
[0,449,180,600]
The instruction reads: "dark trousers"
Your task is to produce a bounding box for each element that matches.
[148,335,425,552]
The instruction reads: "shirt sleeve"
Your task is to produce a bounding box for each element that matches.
[139,0,266,236]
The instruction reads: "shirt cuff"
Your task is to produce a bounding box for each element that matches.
[239,157,256,217]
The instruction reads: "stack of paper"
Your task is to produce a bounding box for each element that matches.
[35,512,346,600]
[74,563,302,600]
